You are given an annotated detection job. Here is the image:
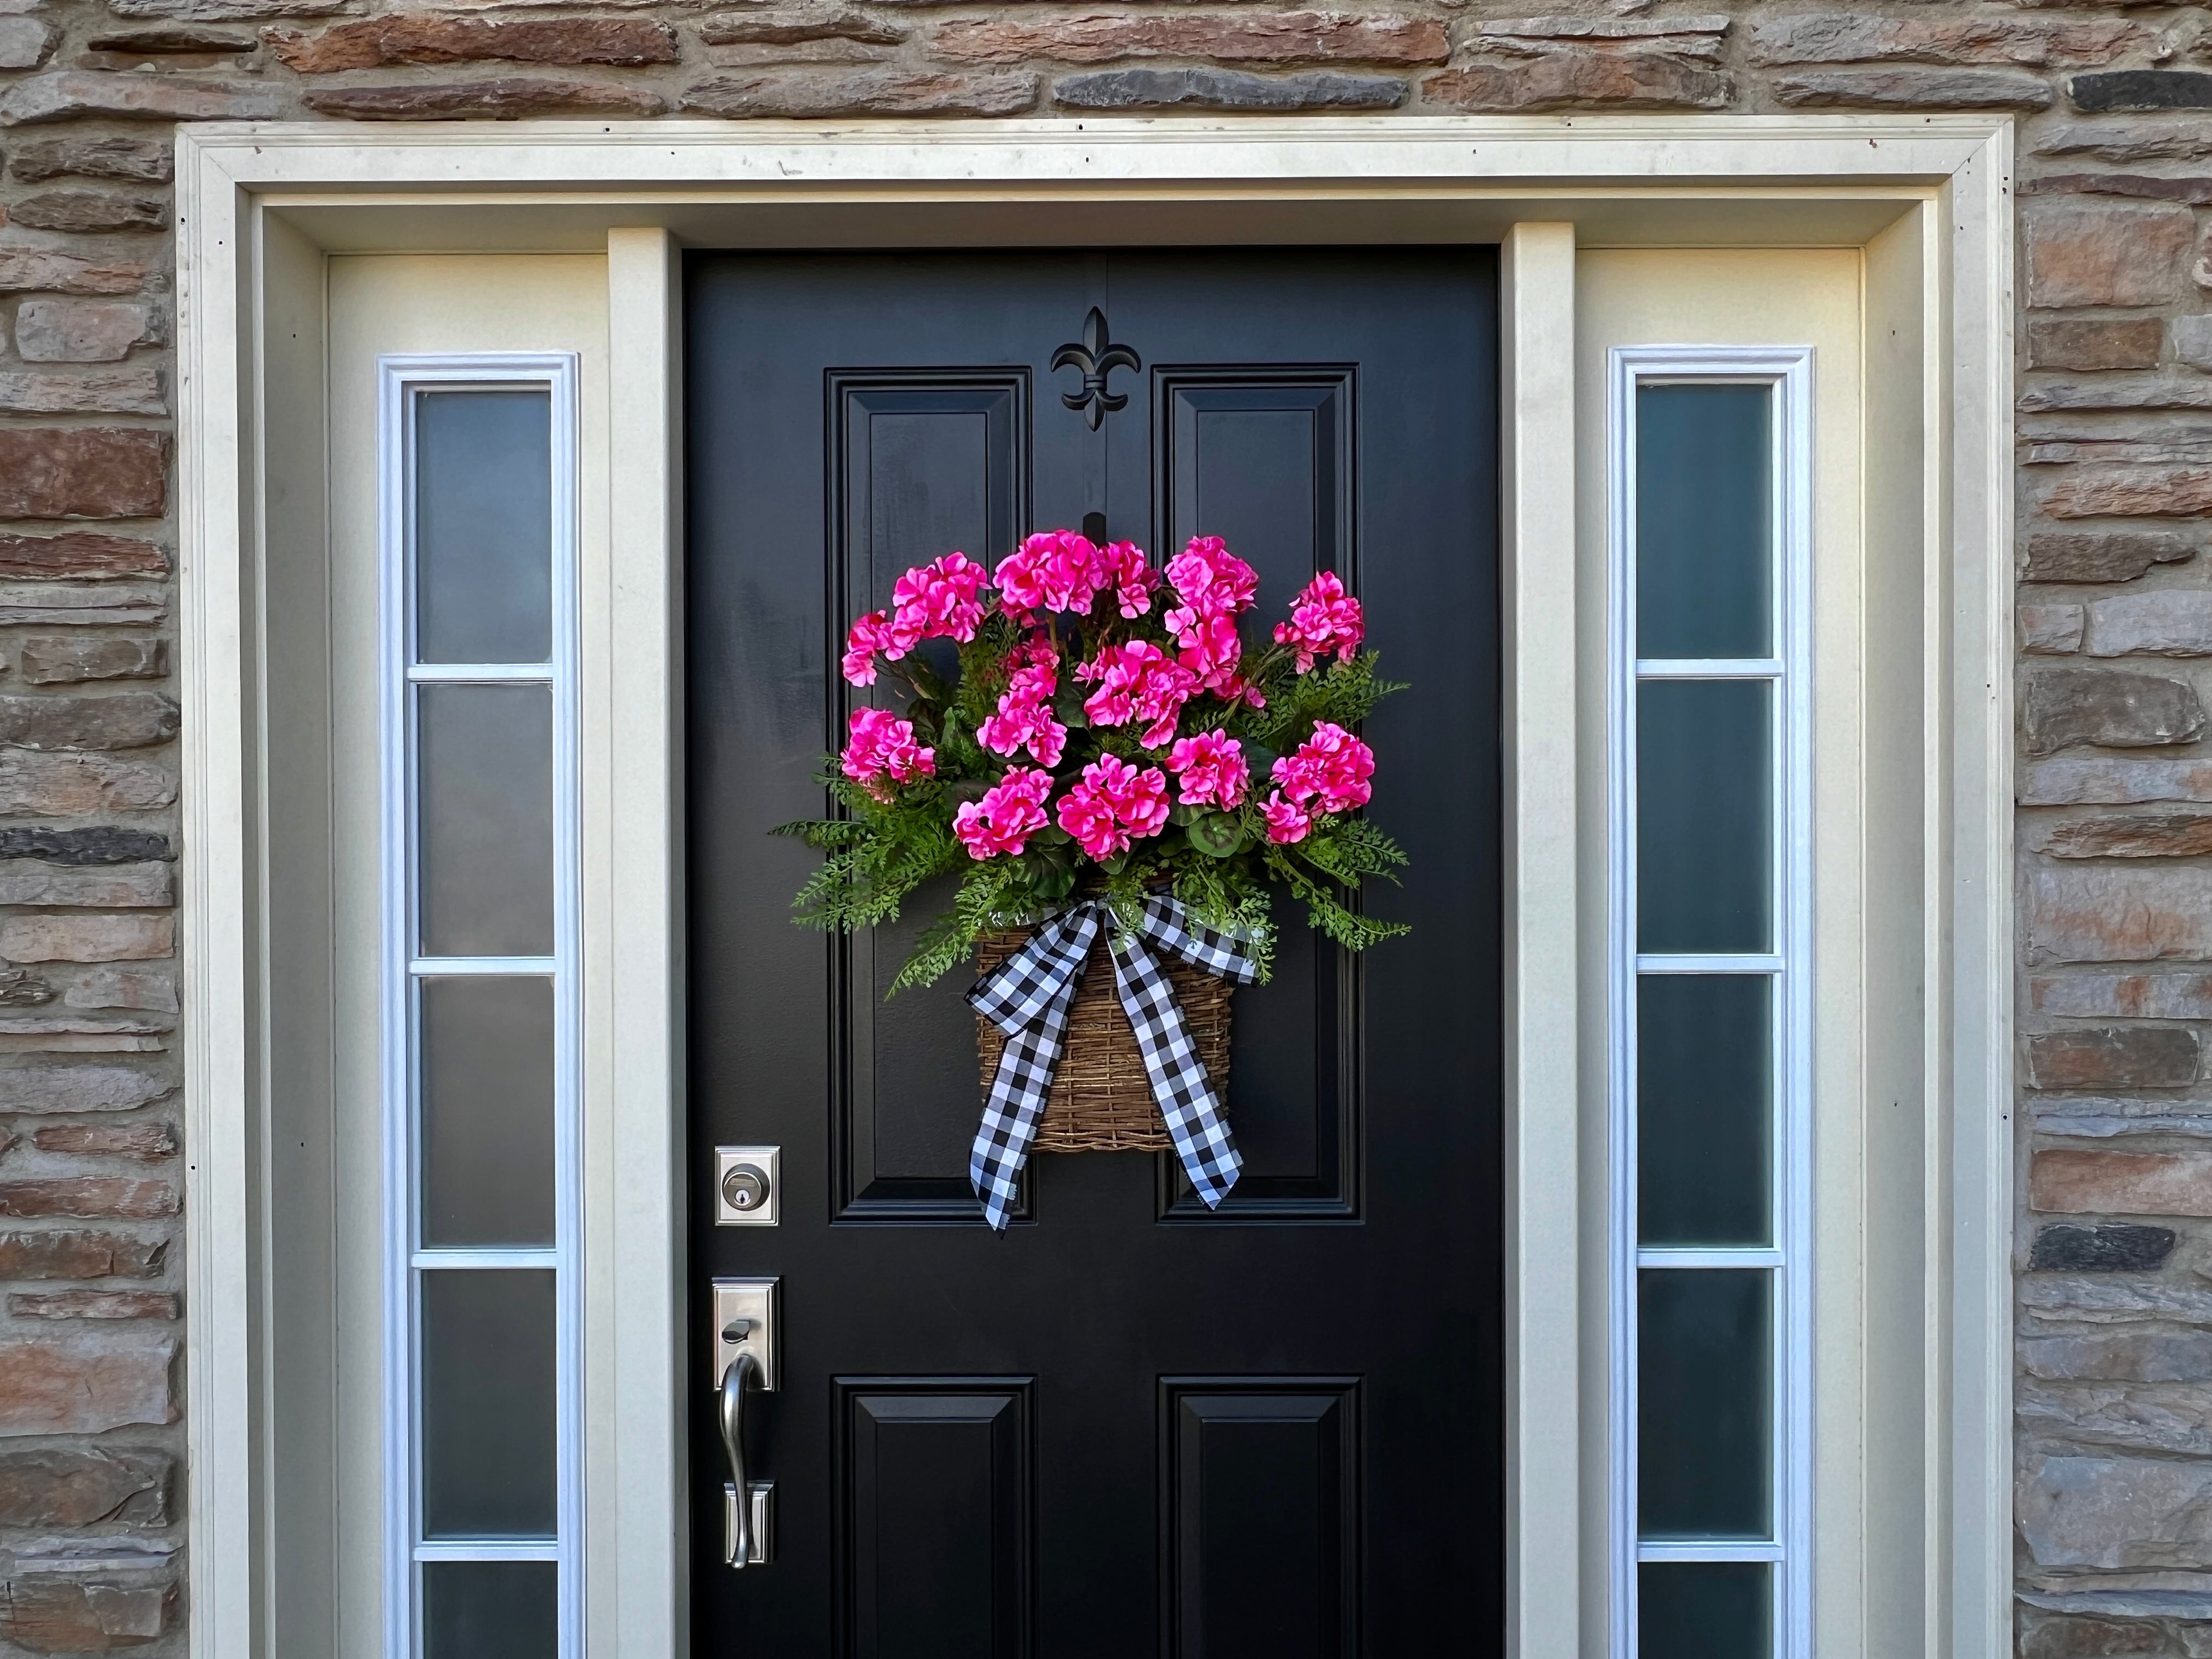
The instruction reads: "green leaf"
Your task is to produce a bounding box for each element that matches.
[1188,812,1246,858]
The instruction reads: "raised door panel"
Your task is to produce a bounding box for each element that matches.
[1154,372,1359,1220]
[836,1379,1034,1657]
[1161,1378,1362,1658]
[830,375,1029,1222]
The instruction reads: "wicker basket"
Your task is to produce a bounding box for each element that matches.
[973,927,1234,1153]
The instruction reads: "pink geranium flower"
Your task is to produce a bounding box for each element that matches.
[840,610,898,687]
[977,650,1068,767]
[1165,730,1250,810]
[1273,571,1365,672]
[953,766,1053,860]
[1260,790,1312,844]
[996,530,1102,619]
[1097,540,1160,618]
[1164,536,1259,618]
[889,552,989,647]
[1272,721,1375,815]
[1076,640,1199,750]
[840,707,935,800]
[1055,754,1171,860]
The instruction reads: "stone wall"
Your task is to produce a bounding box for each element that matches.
[1,0,2207,1648]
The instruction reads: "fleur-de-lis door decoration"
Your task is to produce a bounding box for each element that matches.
[1051,307,1141,430]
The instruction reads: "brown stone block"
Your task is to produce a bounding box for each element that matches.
[10,1290,177,1319]
[2044,466,2212,520]
[0,1448,168,1527]
[0,1335,173,1434]
[2029,868,2212,963]
[0,251,146,298]
[2028,319,2166,372]
[18,639,169,686]
[2023,532,2194,583]
[0,68,285,125]
[0,1578,175,1652]
[2034,814,2212,858]
[0,372,169,419]
[1424,50,1729,112]
[2027,172,2212,208]
[2021,1328,2212,1384]
[2027,200,2196,308]
[932,12,1448,66]
[86,25,256,53]
[33,1121,177,1158]
[2022,669,2204,755]
[2022,376,2212,415]
[697,5,906,46]
[2020,1614,2171,1659]
[1771,67,2051,110]
[269,14,678,70]
[686,66,1038,115]
[2034,970,2212,1018]
[0,1066,172,1114]
[14,301,153,366]
[0,1230,165,1280]
[6,191,166,234]
[2019,1451,2212,1570]
[303,76,665,118]
[0,535,165,582]
[5,136,174,184]
[2085,590,2212,656]
[2022,602,2085,653]
[1748,13,2146,68]
[0,1180,176,1221]
[0,754,174,816]
[0,430,166,521]
[1054,65,1402,110]
[0,914,176,963]
[0,695,179,752]
[2027,1026,2201,1090]
[2034,1147,2212,1214]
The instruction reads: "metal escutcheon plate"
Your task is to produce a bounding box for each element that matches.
[724,1481,774,1567]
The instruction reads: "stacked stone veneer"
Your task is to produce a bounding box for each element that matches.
[0,0,2204,1649]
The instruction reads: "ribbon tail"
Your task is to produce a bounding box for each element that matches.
[1108,930,1242,1210]
[966,900,1099,1230]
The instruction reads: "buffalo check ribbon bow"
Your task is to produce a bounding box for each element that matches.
[966,893,1260,1232]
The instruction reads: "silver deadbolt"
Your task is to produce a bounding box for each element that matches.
[714,1146,780,1226]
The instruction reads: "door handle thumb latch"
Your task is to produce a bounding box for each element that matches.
[712,1277,777,1569]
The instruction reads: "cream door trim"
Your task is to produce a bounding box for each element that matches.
[174,115,2014,1659]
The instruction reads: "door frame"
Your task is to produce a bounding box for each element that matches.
[174,114,2014,1659]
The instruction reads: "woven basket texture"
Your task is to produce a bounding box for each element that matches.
[973,927,1234,1153]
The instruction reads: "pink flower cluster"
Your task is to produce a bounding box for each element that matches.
[1165,730,1249,810]
[953,766,1053,860]
[1261,721,1374,843]
[839,707,936,800]
[1055,754,1171,861]
[977,640,1068,767]
[1075,640,1199,750]
[994,531,1156,622]
[841,552,990,685]
[1273,571,1365,673]
[1162,535,1260,697]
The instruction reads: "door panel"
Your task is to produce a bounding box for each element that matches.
[687,250,1500,1655]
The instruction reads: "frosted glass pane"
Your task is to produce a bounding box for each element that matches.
[1637,383,1772,661]
[1639,974,1771,1247]
[1639,1562,1769,1659]
[421,1269,556,1538]
[1639,1268,1770,1539]
[419,684,554,958]
[415,390,553,665]
[421,977,555,1248]
[423,1561,557,1659]
[1637,680,1771,954]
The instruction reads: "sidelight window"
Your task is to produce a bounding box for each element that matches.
[1609,349,1813,1659]
[380,357,582,1659]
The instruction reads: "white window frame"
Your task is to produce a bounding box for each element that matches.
[1607,347,1815,1659]
[377,353,586,1659]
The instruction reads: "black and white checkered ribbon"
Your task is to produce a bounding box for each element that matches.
[967,893,1260,1231]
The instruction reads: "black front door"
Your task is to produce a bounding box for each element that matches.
[686,249,1501,1656]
